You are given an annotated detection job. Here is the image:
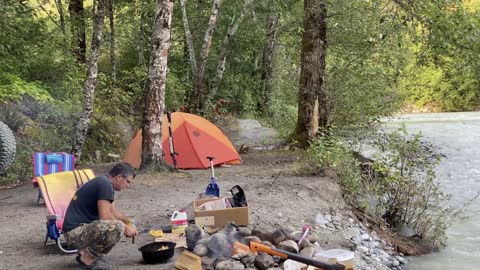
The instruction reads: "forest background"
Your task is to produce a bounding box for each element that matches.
[1,0,480,251]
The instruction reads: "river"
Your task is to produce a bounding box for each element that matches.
[383,112,480,269]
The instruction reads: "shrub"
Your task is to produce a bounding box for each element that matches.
[300,125,462,249]
[368,125,459,247]
[300,132,363,198]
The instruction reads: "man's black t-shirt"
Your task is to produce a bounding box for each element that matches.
[63,176,115,232]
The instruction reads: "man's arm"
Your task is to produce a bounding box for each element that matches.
[98,200,115,220]
[110,202,130,224]
[98,200,138,237]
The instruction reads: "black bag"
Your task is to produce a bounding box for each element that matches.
[230,185,247,207]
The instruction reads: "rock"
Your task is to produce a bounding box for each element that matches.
[222,222,240,234]
[391,259,400,267]
[232,253,248,260]
[278,240,299,254]
[240,254,256,268]
[193,244,208,256]
[291,231,302,242]
[202,257,217,269]
[357,246,369,253]
[315,213,328,226]
[186,224,206,250]
[300,246,315,258]
[306,232,318,243]
[207,233,232,259]
[252,225,275,242]
[215,260,245,270]
[332,215,342,223]
[279,227,294,240]
[346,228,360,239]
[360,233,371,241]
[299,238,313,249]
[396,256,407,264]
[255,253,274,270]
[324,214,332,222]
[271,229,287,245]
[238,227,252,237]
[283,259,306,270]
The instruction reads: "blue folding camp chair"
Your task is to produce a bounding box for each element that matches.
[32,152,76,204]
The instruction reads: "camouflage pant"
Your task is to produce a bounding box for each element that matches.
[65,220,124,256]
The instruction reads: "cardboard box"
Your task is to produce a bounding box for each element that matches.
[193,197,249,228]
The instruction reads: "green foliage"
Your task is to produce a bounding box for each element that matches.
[0,100,78,185]
[368,125,458,248]
[300,132,363,198]
[299,124,461,249]
[0,73,53,103]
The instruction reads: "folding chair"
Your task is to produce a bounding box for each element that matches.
[36,169,95,253]
[32,152,76,204]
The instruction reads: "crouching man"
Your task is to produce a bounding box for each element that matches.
[63,162,138,270]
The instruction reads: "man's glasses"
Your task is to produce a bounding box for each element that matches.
[120,175,132,184]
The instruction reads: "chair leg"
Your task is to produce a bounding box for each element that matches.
[44,232,49,246]
[37,189,43,204]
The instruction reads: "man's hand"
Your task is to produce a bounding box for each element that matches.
[124,223,138,237]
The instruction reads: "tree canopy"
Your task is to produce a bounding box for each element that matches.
[1,0,480,176]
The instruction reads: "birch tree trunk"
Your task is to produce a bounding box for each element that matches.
[188,0,223,113]
[108,0,117,83]
[71,0,106,158]
[68,0,87,63]
[292,0,327,147]
[141,0,174,170]
[260,12,279,116]
[180,0,197,74]
[208,0,251,106]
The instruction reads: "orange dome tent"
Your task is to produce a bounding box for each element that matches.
[123,112,241,169]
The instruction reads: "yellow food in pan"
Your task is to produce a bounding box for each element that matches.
[157,245,169,251]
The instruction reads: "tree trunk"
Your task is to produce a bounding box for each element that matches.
[317,2,328,129]
[71,0,106,158]
[138,0,146,66]
[68,0,87,63]
[292,0,327,147]
[54,0,68,50]
[141,0,174,170]
[207,0,251,107]
[259,13,279,116]
[108,0,116,83]
[179,0,197,74]
[187,0,223,113]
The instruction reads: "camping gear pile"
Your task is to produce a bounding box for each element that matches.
[178,222,352,270]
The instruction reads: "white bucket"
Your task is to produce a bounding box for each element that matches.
[314,249,354,269]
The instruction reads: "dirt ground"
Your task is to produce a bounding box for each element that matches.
[0,149,354,270]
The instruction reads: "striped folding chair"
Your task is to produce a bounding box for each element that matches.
[37,169,95,253]
[32,152,76,204]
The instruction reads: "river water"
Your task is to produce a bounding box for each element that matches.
[383,112,480,269]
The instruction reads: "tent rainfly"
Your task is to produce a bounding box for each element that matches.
[123,112,241,169]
